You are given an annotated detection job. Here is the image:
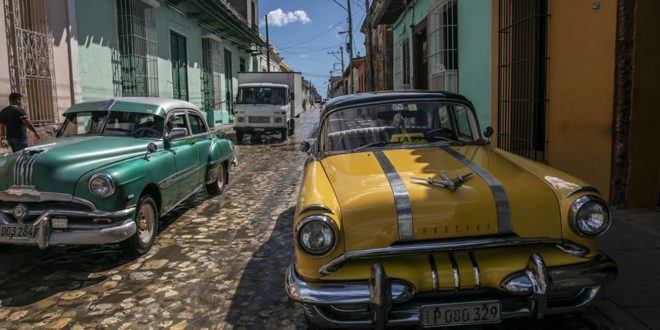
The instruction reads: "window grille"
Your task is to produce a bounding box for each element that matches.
[202,38,223,110]
[116,0,158,97]
[4,0,57,124]
[428,0,458,92]
[497,0,548,161]
[394,36,411,90]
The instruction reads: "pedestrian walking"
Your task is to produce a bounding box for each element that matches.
[0,92,40,152]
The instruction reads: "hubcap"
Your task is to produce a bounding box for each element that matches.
[137,202,155,245]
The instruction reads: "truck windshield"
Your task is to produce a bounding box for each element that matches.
[237,87,287,105]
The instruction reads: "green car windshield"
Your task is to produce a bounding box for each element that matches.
[322,102,481,152]
[59,111,164,139]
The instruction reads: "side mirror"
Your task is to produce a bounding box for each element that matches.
[300,140,311,153]
[483,126,494,138]
[147,143,158,153]
[169,127,188,140]
[49,125,60,137]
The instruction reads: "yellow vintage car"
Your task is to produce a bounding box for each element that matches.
[286,91,617,328]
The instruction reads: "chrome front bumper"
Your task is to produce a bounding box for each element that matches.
[0,208,136,249]
[286,254,617,328]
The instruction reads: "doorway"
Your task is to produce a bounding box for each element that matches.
[413,19,428,90]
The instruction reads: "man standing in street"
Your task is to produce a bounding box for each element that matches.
[0,93,40,152]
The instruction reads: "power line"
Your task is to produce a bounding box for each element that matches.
[276,20,344,49]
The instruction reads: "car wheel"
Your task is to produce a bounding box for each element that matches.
[206,163,226,195]
[121,195,158,255]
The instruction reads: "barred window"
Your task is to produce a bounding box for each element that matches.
[202,38,223,110]
[394,36,411,90]
[116,0,158,97]
[428,0,458,92]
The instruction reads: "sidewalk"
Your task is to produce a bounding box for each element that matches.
[593,206,660,329]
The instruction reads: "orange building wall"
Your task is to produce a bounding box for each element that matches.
[544,0,617,198]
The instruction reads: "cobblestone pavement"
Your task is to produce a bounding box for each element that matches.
[0,107,606,329]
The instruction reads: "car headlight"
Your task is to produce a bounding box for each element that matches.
[569,195,612,237]
[296,215,337,257]
[89,173,115,198]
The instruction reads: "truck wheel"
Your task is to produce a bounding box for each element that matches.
[121,195,158,255]
[281,127,289,140]
[206,163,226,195]
[236,132,244,143]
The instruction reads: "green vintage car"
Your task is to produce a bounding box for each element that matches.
[0,98,236,254]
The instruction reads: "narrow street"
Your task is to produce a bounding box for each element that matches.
[0,107,609,329]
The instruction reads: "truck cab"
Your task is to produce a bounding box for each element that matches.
[234,83,294,141]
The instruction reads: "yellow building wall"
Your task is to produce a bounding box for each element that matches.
[545,0,617,198]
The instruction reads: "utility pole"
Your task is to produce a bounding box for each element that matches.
[364,0,374,91]
[265,14,270,72]
[328,46,346,94]
[346,0,355,93]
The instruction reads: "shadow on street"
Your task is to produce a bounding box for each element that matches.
[225,206,303,328]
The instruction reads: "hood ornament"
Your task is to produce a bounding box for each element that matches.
[411,172,473,192]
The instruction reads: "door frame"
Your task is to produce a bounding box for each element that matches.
[412,18,429,90]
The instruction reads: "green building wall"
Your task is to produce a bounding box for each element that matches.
[75,0,259,127]
[391,0,493,127]
[457,0,492,127]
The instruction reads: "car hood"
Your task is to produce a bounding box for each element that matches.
[0,136,151,195]
[320,145,563,252]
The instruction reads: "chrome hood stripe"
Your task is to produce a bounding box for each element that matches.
[440,146,513,234]
[373,150,414,241]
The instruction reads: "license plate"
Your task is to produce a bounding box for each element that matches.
[420,301,500,327]
[0,224,38,240]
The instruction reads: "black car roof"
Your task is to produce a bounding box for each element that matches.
[323,90,471,112]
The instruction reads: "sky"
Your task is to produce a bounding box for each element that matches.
[258,0,367,97]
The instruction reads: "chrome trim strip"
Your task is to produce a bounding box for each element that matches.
[440,146,512,234]
[0,188,97,211]
[448,252,460,290]
[300,204,335,215]
[285,265,415,305]
[319,236,583,275]
[567,186,601,197]
[468,251,481,289]
[427,255,439,291]
[158,164,206,189]
[373,150,414,241]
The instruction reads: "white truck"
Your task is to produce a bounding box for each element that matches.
[234,72,304,141]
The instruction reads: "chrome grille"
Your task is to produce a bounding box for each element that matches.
[248,116,270,124]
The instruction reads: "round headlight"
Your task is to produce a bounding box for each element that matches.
[569,195,611,237]
[89,173,115,198]
[297,215,337,257]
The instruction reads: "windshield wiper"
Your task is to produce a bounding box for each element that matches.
[350,141,401,153]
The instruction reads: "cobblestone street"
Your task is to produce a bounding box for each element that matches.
[0,107,606,329]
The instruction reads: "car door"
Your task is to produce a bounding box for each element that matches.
[186,110,212,171]
[166,111,201,201]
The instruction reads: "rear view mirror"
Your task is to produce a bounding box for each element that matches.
[483,126,494,138]
[300,140,311,153]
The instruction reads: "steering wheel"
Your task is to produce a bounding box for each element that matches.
[424,127,456,141]
[133,127,161,138]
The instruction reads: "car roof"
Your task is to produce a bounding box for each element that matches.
[323,90,471,113]
[64,97,201,117]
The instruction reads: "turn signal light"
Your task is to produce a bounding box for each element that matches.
[93,218,112,225]
[51,217,68,229]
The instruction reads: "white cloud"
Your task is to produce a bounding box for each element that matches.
[300,54,308,58]
[263,9,311,27]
